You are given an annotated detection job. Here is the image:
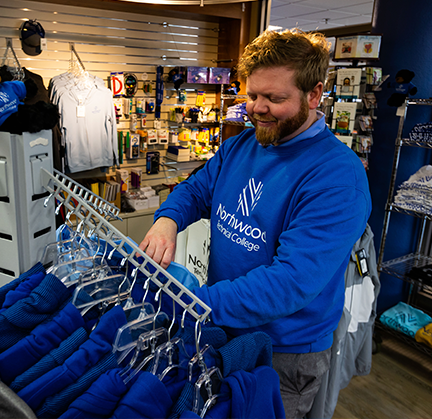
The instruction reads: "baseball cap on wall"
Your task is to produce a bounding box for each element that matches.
[19,20,45,56]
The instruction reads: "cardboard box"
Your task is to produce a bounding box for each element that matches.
[127,197,149,211]
[148,195,160,208]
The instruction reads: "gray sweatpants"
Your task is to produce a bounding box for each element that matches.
[272,348,331,419]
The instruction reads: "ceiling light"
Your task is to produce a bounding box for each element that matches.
[267,25,283,31]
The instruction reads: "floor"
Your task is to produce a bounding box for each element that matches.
[333,331,432,419]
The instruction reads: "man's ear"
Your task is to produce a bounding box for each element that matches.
[307,82,323,110]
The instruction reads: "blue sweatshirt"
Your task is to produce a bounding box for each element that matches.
[0,81,26,126]
[155,119,371,353]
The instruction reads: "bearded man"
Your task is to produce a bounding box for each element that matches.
[139,29,371,419]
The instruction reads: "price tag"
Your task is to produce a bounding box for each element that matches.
[40,38,47,51]
[77,105,85,117]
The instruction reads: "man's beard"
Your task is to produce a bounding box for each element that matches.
[251,97,310,147]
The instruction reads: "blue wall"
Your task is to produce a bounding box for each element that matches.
[368,0,432,312]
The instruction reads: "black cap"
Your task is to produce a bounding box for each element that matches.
[19,20,45,56]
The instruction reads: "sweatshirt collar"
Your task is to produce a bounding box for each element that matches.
[277,110,326,145]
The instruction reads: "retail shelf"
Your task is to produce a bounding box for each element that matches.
[375,320,432,357]
[407,98,432,106]
[389,203,432,220]
[380,252,432,283]
[161,158,207,172]
[222,95,248,100]
[167,121,219,128]
[222,120,247,126]
[401,138,432,149]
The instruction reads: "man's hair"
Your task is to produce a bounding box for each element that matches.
[237,29,331,94]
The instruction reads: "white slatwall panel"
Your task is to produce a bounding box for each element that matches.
[0,0,221,182]
[0,0,219,80]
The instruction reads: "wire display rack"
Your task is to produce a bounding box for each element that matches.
[40,168,212,323]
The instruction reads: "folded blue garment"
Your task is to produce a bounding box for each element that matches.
[18,305,127,411]
[0,262,46,308]
[0,302,85,385]
[380,301,432,338]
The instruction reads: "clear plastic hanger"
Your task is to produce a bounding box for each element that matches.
[121,287,169,384]
[151,300,191,381]
[192,318,224,417]
[187,343,219,383]
[42,208,98,271]
[69,43,93,90]
[2,38,24,81]
[71,274,129,310]
[51,254,110,287]
[112,275,162,364]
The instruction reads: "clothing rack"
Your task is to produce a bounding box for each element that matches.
[2,38,24,81]
[40,168,212,323]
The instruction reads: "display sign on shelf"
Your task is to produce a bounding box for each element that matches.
[334,35,382,60]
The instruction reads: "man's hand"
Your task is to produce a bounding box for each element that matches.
[138,217,178,269]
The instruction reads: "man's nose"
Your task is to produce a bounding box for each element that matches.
[251,97,269,114]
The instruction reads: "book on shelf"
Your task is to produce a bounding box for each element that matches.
[90,179,99,195]
[99,181,107,200]
[166,152,190,162]
[166,145,190,162]
[167,145,190,156]
[106,179,120,202]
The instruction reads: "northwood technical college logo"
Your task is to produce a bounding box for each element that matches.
[237,178,263,217]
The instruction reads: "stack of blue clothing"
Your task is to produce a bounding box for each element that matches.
[0,260,285,419]
[409,122,432,143]
[224,102,249,123]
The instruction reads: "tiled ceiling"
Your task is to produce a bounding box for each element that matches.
[269,0,374,33]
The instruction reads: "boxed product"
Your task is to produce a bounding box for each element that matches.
[169,131,179,144]
[143,189,156,198]
[157,129,169,145]
[166,145,190,162]
[130,168,142,189]
[146,151,160,175]
[153,184,171,204]
[147,129,158,145]
[187,67,208,84]
[115,169,129,193]
[126,133,140,159]
[208,67,230,84]
[148,195,160,208]
[126,192,149,211]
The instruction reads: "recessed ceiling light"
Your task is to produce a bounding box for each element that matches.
[267,25,283,31]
